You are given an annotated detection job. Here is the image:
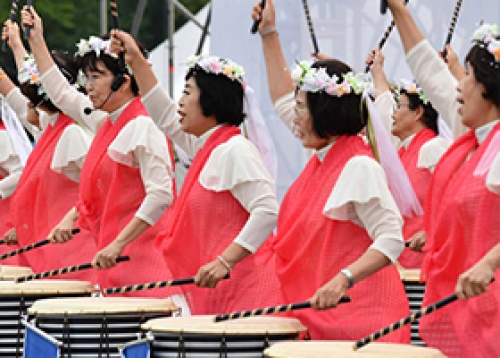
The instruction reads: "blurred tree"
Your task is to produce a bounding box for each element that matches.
[0,0,209,79]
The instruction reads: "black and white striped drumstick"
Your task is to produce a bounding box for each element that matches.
[365,0,409,73]
[2,0,20,52]
[15,255,130,283]
[0,228,80,261]
[214,297,351,323]
[442,0,463,58]
[251,0,266,34]
[354,293,458,350]
[24,0,34,39]
[104,274,230,295]
[301,0,319,54]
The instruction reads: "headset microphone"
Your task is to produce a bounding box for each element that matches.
[84,107,93,115]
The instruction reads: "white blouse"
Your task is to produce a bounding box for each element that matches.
[374,90,450,173]
[0,130,23,199]
[141,84,278,253]
[274,92,405,263]
[5,87,43,141]
[406,40,468,140]
[39,65,173,225]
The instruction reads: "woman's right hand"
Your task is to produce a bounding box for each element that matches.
[49,209,78,243]
[2,20,22,50]
[4,228,18,245]
[252,0,276,33]
[20,5,44,42]
[366,47,385,76]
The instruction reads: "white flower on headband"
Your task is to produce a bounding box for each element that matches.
[75,36,113,58]
[291,60,370,97]
[399,80,429,105]
[472,23,500,62]
[18,53,50,102]
[186,54,246,86]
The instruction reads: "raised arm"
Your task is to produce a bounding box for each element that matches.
[251,0,295,103]
[2,20,27,70]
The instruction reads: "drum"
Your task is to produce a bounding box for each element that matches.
[141,315,307,357]
[399,268,426,346]
[0,280,96,358]
[264,341,447,357]
[0,265,34,280]
[28,297,179,358]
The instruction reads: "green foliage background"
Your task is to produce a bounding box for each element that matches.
[0,0,209,80]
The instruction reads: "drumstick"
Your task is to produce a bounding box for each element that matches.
[24,0,34,39]
[301,0,319,54]
[3,0,19,52]
[442,0,463,58]
[365,0,409,73]
[103,274,230,295]
[214,297,352,323]
[380,0,388,14]
[354,283,494,351]
[15,255,130,283]
[250,0,266,34]
[0,228,80,261]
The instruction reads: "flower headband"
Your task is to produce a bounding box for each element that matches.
[75,36,113,58]
[291,60,370,97]
[185,55,246,86]
[398,80,429,105]
[472,22,500,64]
[18,53,50,102]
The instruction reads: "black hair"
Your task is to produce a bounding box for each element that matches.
[185,66,245,126]
[398,89,439,134]
[466,42,500,108]
[77,34,147,96]
[20,51,78,113]
[305,59,367,138]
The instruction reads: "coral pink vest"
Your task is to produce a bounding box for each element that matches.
[9,114,96,279]
[398,129,436,268]
[273,135,410,341]
[158,125,281,314]
[422,124,500,358]
[77,97,180,297]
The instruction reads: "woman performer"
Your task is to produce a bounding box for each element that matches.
[0,20,96,279]
[367,48,449,268]
[387,0,500,356]
[109,30,280,315]
[22,7,184,304]
[0,68,23,265]
[251,0,410,341]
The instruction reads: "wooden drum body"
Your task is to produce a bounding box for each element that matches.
[141,315,307,357]
[0,265,34,281]
[399,268,426,346]
[264,341,447,358]
[28,297,178,358]
[0,280,96,358]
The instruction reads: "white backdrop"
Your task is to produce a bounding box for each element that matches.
[210,0,500,201]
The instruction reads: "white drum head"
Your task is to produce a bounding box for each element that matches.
[29,297,179,315]
[0,265,34,280]
[264,341,447,357]
[0,280,97,295]
[142,315,307,335]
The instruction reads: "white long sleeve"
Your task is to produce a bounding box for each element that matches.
[5,87,42,140]
[0,131,22,199]
[406,40,467,140]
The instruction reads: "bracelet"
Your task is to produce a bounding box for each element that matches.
[340,268,355,289]
[217,255,232,272]
[259,27,278,36]
[0,73,8,81]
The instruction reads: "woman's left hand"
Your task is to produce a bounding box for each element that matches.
[92,241,125,269]
[456,261,495,300]
[195,258,230,288]
[310,273,350,310]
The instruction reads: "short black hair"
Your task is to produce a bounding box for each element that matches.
[399,89,439,135]
[185,66,245,126]
[306,59,367,138]
[466,42,500,108]
[20,51,78,113]
[77,34,147,96]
